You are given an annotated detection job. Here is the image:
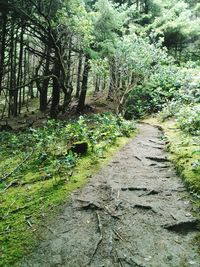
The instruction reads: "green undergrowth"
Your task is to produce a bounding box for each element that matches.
[145,118,200,253]
[161,119,200,251]
[162,120,200,195]
[0,113,136,267]
[145,118,200,197]
[145,117,200,249]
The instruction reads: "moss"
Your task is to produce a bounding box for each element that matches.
[144,118,200,194]
[144,117,200,250]
[161,120,200,194]
[0,135,134,267]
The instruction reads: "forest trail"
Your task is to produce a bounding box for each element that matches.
[20,124,200,267]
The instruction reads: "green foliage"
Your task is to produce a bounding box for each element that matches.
[90,58,109,79]
[123,39,200,119]
[124,64,186,119]
[161,119,200,198]
[176,104,200,136]
[158,101,183,122]
[158,65,200,126]
[93,0,125,43]
[114,32,170,77]
[142,0,200,50]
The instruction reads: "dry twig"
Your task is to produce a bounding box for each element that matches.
[0,148,34,182]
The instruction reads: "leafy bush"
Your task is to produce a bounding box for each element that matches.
[158,100,183,122]
[176,104,200,136]
[124,65,187,119]
[124,57,200,119]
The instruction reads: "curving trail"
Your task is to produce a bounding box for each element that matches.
[21,123,200,267]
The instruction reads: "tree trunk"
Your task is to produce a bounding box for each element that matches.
[94,75,100,93]
[17,22,25,115]
[8,19,15,117]
[13,28,18,117]
[0,13,7,93]
[108,60,116,100]
[50,60,60,118]
[63,38,73,111]
[40,47,51,112]
[76,53,83,98]
[77,55,90,113]
[39,87,48,112]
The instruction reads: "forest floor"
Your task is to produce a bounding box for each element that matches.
[0,92,113,131]
[20,123,200,267]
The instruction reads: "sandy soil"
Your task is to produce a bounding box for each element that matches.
[20,123,200,267]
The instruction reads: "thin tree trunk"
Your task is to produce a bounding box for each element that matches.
[40,47,51,112]
[77,55,90,113]
[63,38,72,111]
[76,53,83,98]
[0,13,7,93]
[13,28,18,116]
[9,19,15,117]
[18,22,25,114]
[94,75,100,93]
[108,60,116,100]
[50,60,60,118]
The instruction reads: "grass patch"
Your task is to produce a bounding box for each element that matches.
[145,117,200,251]
[162,120,199,194]
[144,118,200,195]
[162,120,200,252]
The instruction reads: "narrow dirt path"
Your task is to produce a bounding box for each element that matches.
[21,123,200,267]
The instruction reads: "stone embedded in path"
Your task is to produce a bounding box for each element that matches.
[163,219,200,234]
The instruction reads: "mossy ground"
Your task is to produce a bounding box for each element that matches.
[144,117,200,251]
[0,134,134,267]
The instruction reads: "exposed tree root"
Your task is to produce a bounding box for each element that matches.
[88,211,103,265]
[139,189,160,197]
[121,187,147,192]
[75,199,103,210]
[134,156,142,161]
[145,156,169,163]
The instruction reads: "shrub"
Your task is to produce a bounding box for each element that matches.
[124,65,185,119]
[158,100,183,122]
[176,104,200,135]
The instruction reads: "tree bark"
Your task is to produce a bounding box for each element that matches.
[17,22,25,115]
[77,55,90,113]
[0,13,7,93]
[50,60,60,118]
[40,47,51,112]
[76,53,83,98]
[108,60,116,100]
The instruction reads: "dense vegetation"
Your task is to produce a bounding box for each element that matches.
[0,0,200,265]
[0,0,199,119]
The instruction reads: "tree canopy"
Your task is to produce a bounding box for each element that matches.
[0,0,199,119]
